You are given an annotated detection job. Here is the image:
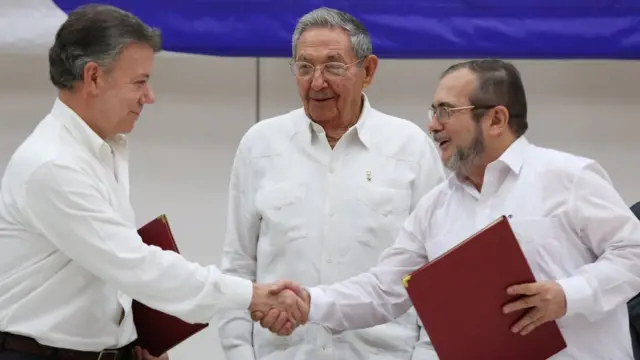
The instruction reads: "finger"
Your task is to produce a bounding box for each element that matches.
[507,282,540,296]
[251,311,264,321]
[260,308,281,328]
[269,311,290,334]
[277,321,295,336]
[520,316,547,336]
[294,294,308,324]
[285,294,304,325]
[511,307,544,333]
[503,294,540,313]
[282,281,306,298]
[268,280,294,295]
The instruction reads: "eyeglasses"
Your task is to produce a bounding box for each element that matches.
[289,58,364,78]
[428,105,496,122]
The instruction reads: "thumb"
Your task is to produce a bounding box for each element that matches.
[268,280,301,295]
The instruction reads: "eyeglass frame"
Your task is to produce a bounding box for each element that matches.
[428,104,498,123]
[289,57,366,78]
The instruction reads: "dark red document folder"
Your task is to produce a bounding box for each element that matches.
[132,214,208,357]
[403,215,567,360]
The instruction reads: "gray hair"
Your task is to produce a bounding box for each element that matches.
[291,7,372,60]
[48,4,162,90]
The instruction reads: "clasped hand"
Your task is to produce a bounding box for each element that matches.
[503,280,567,335]
[249,280,310,336]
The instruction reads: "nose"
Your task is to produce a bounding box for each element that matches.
[427,115,442,133]
[145,86,156,104]
[310,69,327,91]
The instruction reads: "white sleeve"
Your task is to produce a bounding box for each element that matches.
[23,161,254,324]
[556,160,640,320]
[217,143,260,360]
[307,206,429,333]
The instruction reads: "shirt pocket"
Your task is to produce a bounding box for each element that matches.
[255,181,308,248]
[354,186,412,259]
[507,216,565,281]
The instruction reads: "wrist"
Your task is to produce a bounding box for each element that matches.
[249,283,259,311]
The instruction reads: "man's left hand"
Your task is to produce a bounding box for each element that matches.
[502,280,567,335]
[134,346,169,360]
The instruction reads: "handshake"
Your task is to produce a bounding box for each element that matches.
[248,280,310,336]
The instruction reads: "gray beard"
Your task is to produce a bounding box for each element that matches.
[445,125,485,177]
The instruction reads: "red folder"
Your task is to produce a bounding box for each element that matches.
[132,214,208,357]
[402,215,567,360]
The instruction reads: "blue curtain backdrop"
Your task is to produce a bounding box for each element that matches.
[53,0,640,59]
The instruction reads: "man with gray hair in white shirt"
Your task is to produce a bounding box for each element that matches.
[0,4,307,360]
[256,59,640,359]
[217,6,445,360]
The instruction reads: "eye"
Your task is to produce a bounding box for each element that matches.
[325,63,345,75]
[296,63,313,73]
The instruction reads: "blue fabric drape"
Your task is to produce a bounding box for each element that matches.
[53,0,640,59]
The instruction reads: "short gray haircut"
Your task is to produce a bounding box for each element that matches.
[291,7,372,60]
[48,4,162,90]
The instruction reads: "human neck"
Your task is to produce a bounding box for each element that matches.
[319,97,363,148]
[460,135,518,191]
[58,91,107,139]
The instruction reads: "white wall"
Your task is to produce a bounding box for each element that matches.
[1,53,639,359]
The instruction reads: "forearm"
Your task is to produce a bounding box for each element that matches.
[307,269,414,333]
[562,161,640,320]
[557,248,640,320]
[24,162,255,324]
[117,247,254,323]
[306,223,428,333]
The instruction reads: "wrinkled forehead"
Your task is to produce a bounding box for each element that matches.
[432,68,478,108]
[295,28,355,63]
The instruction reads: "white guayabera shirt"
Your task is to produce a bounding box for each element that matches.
[218,94,446,360]
[308,136,640,360]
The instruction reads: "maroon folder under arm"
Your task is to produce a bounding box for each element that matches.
[402,215,567,360]
[132,214,208,357]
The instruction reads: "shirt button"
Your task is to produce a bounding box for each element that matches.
[326,258,333,264]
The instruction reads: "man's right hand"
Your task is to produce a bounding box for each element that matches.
[249,280,309,336]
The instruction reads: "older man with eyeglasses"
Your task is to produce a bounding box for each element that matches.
[216,6,445,360]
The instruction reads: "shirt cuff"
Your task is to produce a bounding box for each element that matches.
[556,275,593,317]
[308,286,336,324]
[219,273,254,312]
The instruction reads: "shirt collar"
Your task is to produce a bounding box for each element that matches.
[50,97,128,155]
[304,93,374,148]
[447,135,531,187]
[496,135,529,175]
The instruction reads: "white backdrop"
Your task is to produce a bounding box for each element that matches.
[1,52,639,360]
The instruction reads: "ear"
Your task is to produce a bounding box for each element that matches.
[361,55,379,89]
[487,105,510,136]
[81,61,103,95]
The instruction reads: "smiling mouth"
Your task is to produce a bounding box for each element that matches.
[311,97,333,102]
[439,140,450,149]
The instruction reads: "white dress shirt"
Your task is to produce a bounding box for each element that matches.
[0,98,253,351]
[217,94,446,360]
[307,136,640,359]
